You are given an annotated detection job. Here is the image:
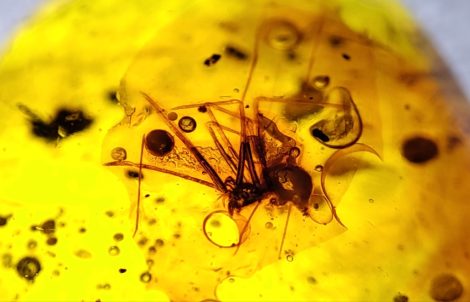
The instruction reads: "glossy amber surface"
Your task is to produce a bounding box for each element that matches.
[0,0,468,301]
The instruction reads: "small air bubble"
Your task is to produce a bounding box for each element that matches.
[178,116,197,133]
[314,165,323,172]
[430,273,463,301]
[265,222,273,229]
[266,20,301,50]
[369,198,374,203]
[111,147,127,161]
[289,147,300,158]
[140,272,152,283]
[311,75,330,89]
[108,246,120,256]
[167,112,178,121]
[2,253,13,268]
[286,255,294,262]
[16,256,41,281]
[27,240,37,250]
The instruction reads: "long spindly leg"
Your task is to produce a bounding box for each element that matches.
[133,134,145,237]
[278,203,293,260]
[141,92,227,193]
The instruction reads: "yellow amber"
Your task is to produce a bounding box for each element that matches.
[0,0,469,301]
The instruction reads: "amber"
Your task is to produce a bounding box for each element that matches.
[0,0,469,301]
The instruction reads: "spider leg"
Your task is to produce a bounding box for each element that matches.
[141,92,227,193]
[278,203,293,260]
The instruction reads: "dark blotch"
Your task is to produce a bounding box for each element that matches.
[46,237,58,246]
[16,256,41,281]
[145,129,175,157]
[20,105,93,142]
[198,105,207,113]
[342,53,351,61]
[178,116,197,133]
[119,268,127,273]
[126,170,144,179]
[31,219,55,234]
[402,136,438,164]
[106,90,119,103]
[225,45,248,60]
[311,128,330,142]
[393,293,409,302]
[0,215,10,227]
[204,54,221,66]
[329,35,344,47]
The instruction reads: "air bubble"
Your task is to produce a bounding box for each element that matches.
[140,271,152,283]
[27,240,37,250]
[178,116,197,133]
[145,129,175,157]
[311,75,330,89]
[369,198,374,203]
[286,254,294,262]
[314,165,323,172]
[289,147,300,158]
[167,112,178,121]
[16,256,41,281]
[108,246,120,256]
[111,147,127,161]
[266,20,301,50]
[265,221,273,229]
[430,273,463,301]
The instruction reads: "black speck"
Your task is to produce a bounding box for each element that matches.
[204,54,221,66]
[329,35,344,47]
[126,170,143,179]
[225,45,248,60]
[19,105,93,142]
[119,268,127,273]
[155,197,165,203]
[106,90,119,103]
[198,105,207,113]
[402,136,438,164]
[311,128,330,142]
[79,227,86,233]
[342,53,351,61]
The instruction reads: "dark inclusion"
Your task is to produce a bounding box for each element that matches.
[19,105,93,142]
[145,129,175,157]
[402,136,438,164]
[204,54,221,66]
[225,45,248,60]
[310,128,330,142]
[126,170,144,179]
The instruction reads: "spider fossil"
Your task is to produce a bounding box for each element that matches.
[103,13,381,259]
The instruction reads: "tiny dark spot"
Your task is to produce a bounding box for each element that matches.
[16,256,41,281]
[79,227,86,233]
[173,233,181,239]
[138,237,148,246]
[402,136,438,164]
[198,105,207,113]
[342,53,351,61]
[307,276,317,284]
[430,273,463,302]
[393,293,409,302]
[204,54,221,66]
[329,35,344,47]
[19,105,93,142]
[113,233,124,242]
[46,237,58,246]
[106,90,118,103]
[105,211,114,218]
[225,45,248,60]
[126,170,144,179]
[148,246,156,254]
[311,128,330,142]
[447,135,462,151]
[155,197,165,203]
[155,239,164,247]
[119,268,127,273]
[404,104,410,111]
[27,240,37,250]
[144,194,150,198]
